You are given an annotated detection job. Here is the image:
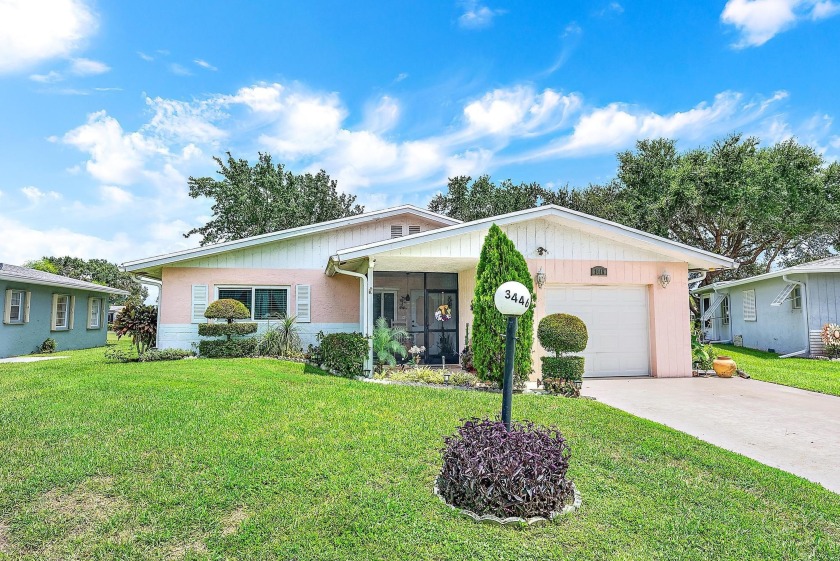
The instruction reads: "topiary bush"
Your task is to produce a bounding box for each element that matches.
[538,313,588,397]
[204,299,250,323]
[309,331,368,378]
[438,418,574,519]
[198,338,257,358]
[197,322,258,338]
[537,314,588,354]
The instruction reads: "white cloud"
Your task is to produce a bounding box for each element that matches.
[362,96,400,133]
[169,63,192,76]
[458,1,505,29]
[721,0,840,47]
[0,0,97,74]
[144,96,228,144]
[21,186,61,203]
[462,86,582,136]
[138,51,154,61]
[194,59,217,71]
[29,70,62,83]
[70,57,109,76]
[519,90,788,160]
[62,110,167,184]
[99,185,134,205]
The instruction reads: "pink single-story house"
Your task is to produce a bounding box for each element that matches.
[123,205,735,379]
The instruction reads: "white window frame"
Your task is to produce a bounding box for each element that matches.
[214,285,290,320]
[702,295,712,329]
[721,296,730,326]
[373,289,398,326]
[743,289,757,322]
[791,286,802,310]
[8,289,25,324]
[88,298,102,329]
[53,294,71,331]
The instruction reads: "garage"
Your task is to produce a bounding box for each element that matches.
[544,284,651,378]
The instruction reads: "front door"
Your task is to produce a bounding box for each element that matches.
[426,290,458,365]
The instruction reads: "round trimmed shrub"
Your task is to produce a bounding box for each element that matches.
[537,313,588,354]
[438,418,574,519]
[541,356,584,380]
[204,299,250,323]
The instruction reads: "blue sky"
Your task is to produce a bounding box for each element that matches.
[1,0,839,265]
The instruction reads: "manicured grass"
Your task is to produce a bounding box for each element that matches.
[1,342,838,560]
[714,344,840,397]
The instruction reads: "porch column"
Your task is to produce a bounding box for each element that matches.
[365,258,375,374]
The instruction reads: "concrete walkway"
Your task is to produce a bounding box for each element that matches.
[583,376,840,494]
[0,355,69,364]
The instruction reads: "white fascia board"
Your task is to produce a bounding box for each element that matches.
[0,272,129,295]
[334,205,735,269]
[123,205,459,271]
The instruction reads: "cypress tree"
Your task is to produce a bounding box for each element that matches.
[471,224,535,384]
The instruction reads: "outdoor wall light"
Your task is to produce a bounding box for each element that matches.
[658,271,672,289]
[535,267,547,289]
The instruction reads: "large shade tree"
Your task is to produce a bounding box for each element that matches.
[185,152,364,245]
[428,135,840,282]
[24,256,148,305]
[471,224,535,385]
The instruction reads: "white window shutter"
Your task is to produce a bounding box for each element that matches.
[743,290,756,322]
[24,291,31,323]
[3,289,11,324]
[296,284,311,323]
[68,295,75,330]
[192,285,209,323]
[51,294,59,330]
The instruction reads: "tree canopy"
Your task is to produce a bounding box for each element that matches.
[428,135,840,281]
[185,152,364,245]
[24,256,148,305]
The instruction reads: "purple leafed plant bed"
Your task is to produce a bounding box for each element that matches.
[436,418,581,526]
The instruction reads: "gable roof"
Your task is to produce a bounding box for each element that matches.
[329,205,736,271]
[694,255,840,293]
[0,264,129,295]
[122,205,459,273]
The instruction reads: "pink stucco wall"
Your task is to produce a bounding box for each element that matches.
[160,267,360,324]
[458,259,692,379]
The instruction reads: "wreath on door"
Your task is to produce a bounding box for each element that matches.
[435,304,452,322]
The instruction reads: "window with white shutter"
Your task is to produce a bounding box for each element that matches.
[52,294,71,330]
[4,289,26,324]
[296,285,311,323]
[88,298,102,329]
[192,285,209,323]
[743,290,757,322]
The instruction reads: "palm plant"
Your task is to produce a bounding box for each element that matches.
[372,316,408,370]
[257,315,302,357]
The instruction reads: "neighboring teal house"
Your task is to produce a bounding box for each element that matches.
[0,263,128,358]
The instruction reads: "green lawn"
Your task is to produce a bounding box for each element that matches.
[714,344,840,397]
[1,342,838,560]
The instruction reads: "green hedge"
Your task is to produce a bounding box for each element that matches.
[537,313,588,354]
[541,356,584,381]
[138,348,195,362]
[197,322,258,338]
[198,338,257,358]
[310,332,368,378]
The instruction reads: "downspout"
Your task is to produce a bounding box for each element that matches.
[779,274,809,359]
[331,258,374,376]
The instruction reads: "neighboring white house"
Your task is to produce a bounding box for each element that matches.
[693,256,840,357]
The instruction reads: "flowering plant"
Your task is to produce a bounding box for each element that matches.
[408,345,426,365]
[821,323,840,357]
[435,304,452,322]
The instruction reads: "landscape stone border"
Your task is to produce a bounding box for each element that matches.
[433,479,581,526]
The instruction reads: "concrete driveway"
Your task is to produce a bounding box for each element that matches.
[583,377,840,494]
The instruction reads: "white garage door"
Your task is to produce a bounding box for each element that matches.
[544,285,650,378]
